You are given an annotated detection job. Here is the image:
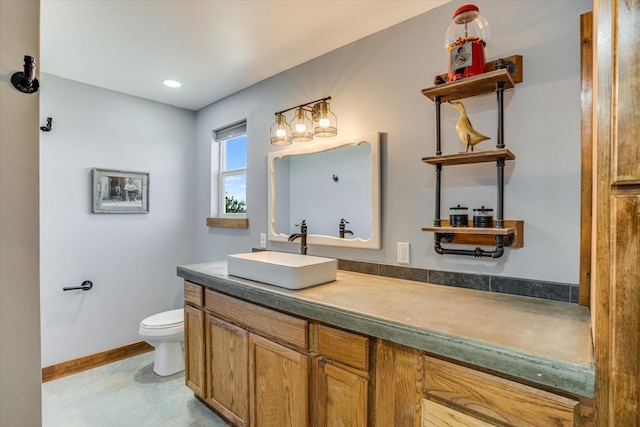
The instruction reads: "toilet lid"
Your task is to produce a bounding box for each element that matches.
[141,309,184,328]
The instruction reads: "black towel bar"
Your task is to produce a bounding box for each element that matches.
[63,280,93,291]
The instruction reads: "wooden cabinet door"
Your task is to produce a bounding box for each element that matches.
[249,333,308,427]
[184,304,205,397]
[206,314,249,426]
[312,357,368,427]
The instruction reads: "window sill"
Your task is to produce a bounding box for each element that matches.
[206,217,249,229]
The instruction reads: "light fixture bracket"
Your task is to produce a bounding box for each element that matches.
[274,96,332,117]
[311,103,324,121]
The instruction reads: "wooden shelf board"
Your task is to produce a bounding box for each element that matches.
[422,220,524,248]
[422,226,515,235]
[206,217,249,228]
[432,55,523,88]
[422,69,515,102]
[422,149,515,166]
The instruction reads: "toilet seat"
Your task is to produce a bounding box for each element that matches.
[141,308,183,329]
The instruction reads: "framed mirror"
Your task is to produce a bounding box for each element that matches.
[268,132,380,249]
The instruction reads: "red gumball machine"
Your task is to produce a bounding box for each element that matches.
[445,4,490,82]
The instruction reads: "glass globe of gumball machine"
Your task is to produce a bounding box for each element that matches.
[445,4,490,82]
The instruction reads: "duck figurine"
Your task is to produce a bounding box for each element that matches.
[449,101,490,152]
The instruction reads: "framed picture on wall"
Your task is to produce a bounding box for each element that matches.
[92,168,149,214]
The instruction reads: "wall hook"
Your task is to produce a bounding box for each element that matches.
[332,174,339,182]
[11,55,39,94]
[40,117,53,132]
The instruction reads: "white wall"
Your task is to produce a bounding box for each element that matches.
[0,1,41,425]
[194,0,591,285]
[39,74,196,367]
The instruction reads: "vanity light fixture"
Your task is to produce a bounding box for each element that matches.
[270,96,337,145]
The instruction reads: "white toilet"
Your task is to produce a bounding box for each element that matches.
[138,308,185,376]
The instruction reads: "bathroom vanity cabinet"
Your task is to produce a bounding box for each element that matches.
[184,283,369,427]
[186,284,308,426]
[181,266,594,427]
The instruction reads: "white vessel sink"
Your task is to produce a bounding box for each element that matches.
[227,251,337,290]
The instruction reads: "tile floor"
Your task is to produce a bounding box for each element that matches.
[42,352,229,427]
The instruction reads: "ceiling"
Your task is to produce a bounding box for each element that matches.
[40,0,450,111]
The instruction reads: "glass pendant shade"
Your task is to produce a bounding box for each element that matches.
[313,101,337,137]
[270,114,292,145]
[291,108,314,142]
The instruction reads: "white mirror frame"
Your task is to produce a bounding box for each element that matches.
[268,132,381,249]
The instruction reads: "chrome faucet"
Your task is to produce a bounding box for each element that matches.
[288,220,308,255]
[339,218,353,238]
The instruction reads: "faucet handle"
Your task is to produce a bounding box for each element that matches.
[295,219,307,232]
[340,218,350,225]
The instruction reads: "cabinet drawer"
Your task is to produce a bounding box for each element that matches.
[422,399,498,427]
[205,288,307,350]
[424,356,579,427]
[184,281,203,306]
[314,324,369,371]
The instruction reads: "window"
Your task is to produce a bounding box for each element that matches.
[215,122,247,218]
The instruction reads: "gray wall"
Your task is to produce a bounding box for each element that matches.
[39,74,197,367]
[0,1,42,425]
[194,0,591,285]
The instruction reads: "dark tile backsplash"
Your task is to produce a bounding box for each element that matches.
[491,276,571,302]
[252,249,579,304]
[569,285,580,304]
[339,259,578,304]
[338,259,379,276]
[378,264,428,282]
[429,270,490,292]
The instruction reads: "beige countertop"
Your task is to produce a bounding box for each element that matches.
[178,261,594,398]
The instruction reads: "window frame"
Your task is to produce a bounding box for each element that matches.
[218,136,247,218]
[211,121,248,223]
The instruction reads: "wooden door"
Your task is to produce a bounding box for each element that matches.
[184,304,205,397]
[206,314,249,426]
[594,1,640,425]
[249,333,308,427]
[311,357,368,427]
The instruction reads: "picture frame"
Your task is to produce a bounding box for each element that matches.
[92,168,149,214]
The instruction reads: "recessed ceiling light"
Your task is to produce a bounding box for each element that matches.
[162,79,181,88]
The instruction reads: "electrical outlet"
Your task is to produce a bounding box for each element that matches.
[260,233,267,249]
[397,242,410,264]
